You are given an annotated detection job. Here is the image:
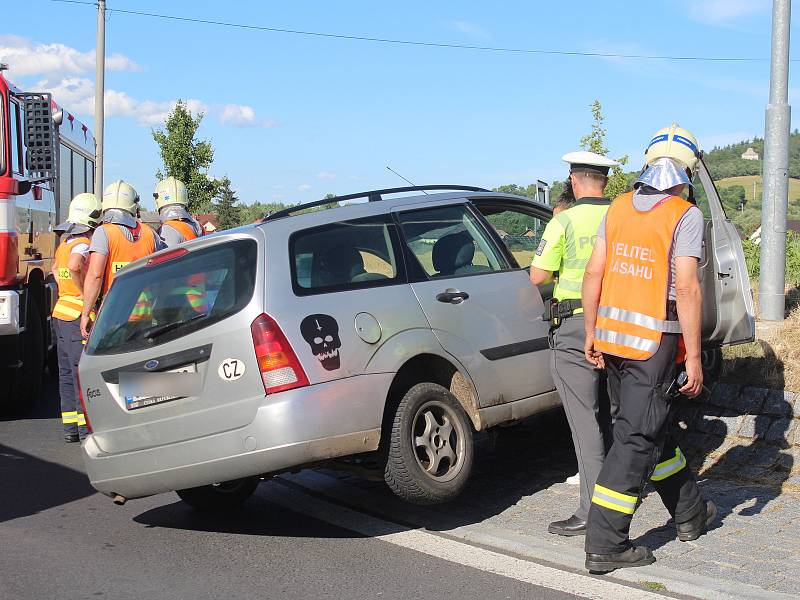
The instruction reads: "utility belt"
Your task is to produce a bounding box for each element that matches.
[543,298,582,329]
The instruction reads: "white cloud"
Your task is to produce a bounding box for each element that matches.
[0,35,140,79]
[451,21,488,39]
[297,184,312,192]
[220,104,277,128]
[687,0,769,26]
[316,171,337,180]
[3,36,275,129]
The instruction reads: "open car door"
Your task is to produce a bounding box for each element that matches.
[695,158,756,347]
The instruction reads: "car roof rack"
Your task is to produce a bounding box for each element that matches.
[264,185,490,221]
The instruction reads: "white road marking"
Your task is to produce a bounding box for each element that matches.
[264,481,666,600]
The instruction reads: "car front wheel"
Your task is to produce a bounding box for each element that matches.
[384,382,474,505]
[176,477,260,511]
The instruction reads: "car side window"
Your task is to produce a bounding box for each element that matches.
[291,215,402,295]
[397,204,509,279]
[482,209,546,268]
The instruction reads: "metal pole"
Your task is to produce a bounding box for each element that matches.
[759,0,792,322]
[93,0,106,196]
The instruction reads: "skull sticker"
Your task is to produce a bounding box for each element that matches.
[300,314,342,371]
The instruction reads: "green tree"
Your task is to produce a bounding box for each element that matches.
[214,176,241,230]
[152,101,220,213]
[579,100,630,199]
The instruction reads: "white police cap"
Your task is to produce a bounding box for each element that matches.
[561,151,619,176]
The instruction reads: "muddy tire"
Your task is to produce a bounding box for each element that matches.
[176,477,260,511]
[384,382,474,505]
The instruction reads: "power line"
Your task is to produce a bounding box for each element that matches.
[50,0,799,63]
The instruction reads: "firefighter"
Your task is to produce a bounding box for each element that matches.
[152,176,208,315]
[153,176,203,246]
[80,180,166,338]
[52,193,102,442]
[581,124,716,573]
[530,151,618,537]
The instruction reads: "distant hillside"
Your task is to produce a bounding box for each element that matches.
[703,131,800,179]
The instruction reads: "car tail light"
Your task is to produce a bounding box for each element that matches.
[76,372,93,434]
[251,313,309,394]
[146,248,188,266]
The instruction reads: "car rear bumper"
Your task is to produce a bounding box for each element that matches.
[82,373,390,499]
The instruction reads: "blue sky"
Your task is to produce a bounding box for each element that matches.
[2,0,797,210]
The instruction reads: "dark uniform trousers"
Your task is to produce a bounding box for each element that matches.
[55,318,87,438]
[585,333,702,554]
[550,315,615,521]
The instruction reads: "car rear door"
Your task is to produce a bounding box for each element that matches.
[394,202,553,408]
[695,159,756,346]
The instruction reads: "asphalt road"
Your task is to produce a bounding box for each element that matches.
[0,383,587,600]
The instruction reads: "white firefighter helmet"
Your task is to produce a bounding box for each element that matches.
[102,180,140,215]
[54,192,103,233]
[644,123,701,173]
[153,176,189,210]
[68,193,102,227]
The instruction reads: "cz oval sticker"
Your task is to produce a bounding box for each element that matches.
[218,358,246,381]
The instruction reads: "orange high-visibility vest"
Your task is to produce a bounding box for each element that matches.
[162,219,200,242]
[101,222,158,295]
[52,235,90,321]
[594,191,691,360]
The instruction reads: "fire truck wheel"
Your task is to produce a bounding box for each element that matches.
[1,299,45,415]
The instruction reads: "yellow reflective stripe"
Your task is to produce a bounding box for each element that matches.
[76,414,86,426]
[53,300,83,320]
[591,484,638,515]
[651,447,687,481]
[592,495,636,515]
[62,411,79,424]
[594,484,637,504]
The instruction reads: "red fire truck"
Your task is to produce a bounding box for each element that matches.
[0,65,95,413]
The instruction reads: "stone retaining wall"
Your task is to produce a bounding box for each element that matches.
[675,383,800,490]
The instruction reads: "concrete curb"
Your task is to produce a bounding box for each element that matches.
[280,471,794,600]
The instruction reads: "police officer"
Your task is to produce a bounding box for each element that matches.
[582,124,716,573]
[530,151,618,536]
[80,180,166,338]
[52,193,102,442]
[154,177,203,246]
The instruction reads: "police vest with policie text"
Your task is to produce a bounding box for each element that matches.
[595,191,691,360]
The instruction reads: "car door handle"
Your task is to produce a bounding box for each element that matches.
[436,289,470,304]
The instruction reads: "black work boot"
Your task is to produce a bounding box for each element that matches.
[64,433,79,443]
[548,515,587,537]
[585,546,655,574]
[677,500,717,542]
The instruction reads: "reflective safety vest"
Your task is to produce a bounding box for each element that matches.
[595,191,691,360]
[162,219,200,243]
[101,222,158,296]
[550,200,611,303]
[52,235,91,321]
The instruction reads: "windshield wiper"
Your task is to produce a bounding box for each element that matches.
[137,313,209,341]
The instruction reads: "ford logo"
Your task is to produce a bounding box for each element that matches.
[144,359,159,370]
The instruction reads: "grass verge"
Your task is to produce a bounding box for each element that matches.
[720,285,800,391]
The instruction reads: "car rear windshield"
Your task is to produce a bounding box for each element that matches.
[86,239,258,355]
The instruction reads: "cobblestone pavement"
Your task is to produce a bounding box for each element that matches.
[308,410,800,596]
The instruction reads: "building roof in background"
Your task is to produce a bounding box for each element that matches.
[193,213,219,232]
[139,210,160,227]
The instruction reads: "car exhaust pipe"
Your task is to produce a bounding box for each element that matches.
[112,494,127,506]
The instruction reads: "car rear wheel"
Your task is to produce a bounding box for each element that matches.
[176,477,260,511]
[384,382,474,505]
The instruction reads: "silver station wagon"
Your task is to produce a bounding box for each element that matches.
[79,162,754,509]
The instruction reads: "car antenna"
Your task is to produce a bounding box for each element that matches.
[386,166,429,194]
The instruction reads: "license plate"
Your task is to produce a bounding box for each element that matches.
[125,363,197,410]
